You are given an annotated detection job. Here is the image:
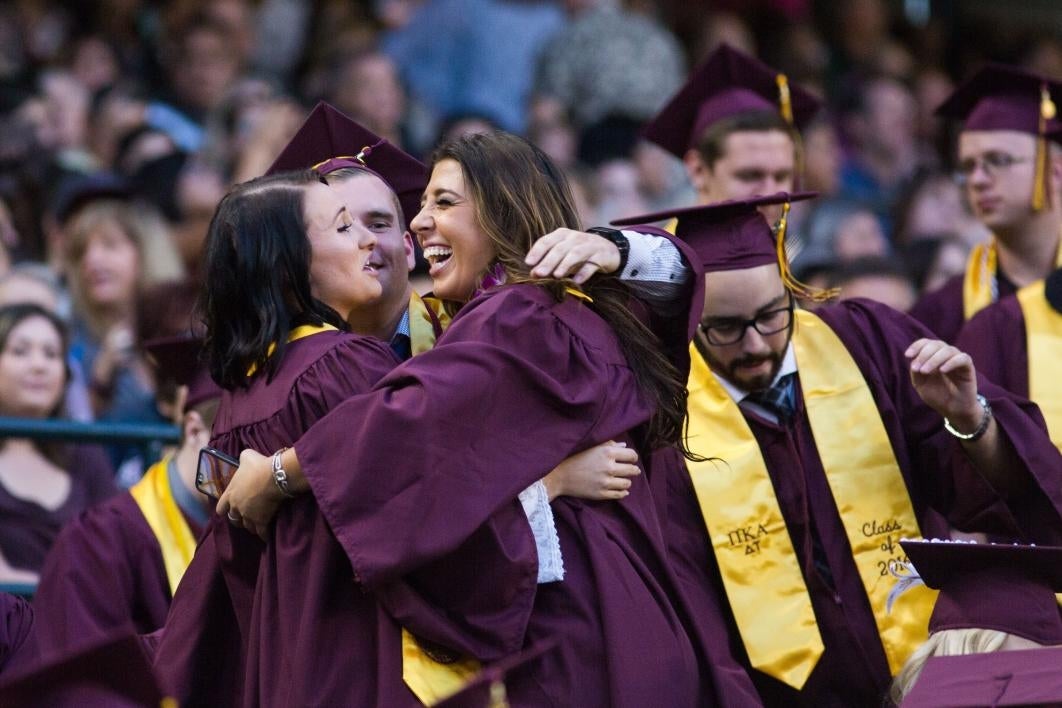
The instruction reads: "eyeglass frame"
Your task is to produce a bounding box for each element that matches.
[954,151,1033,186]
[698,295,796,346]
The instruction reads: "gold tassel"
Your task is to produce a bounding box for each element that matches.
[776,201,839,303]
[776,74,794,125]
[1033,84,1055,211]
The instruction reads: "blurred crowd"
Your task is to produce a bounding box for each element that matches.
[1,0,1062,570]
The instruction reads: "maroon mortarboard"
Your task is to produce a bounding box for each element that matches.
[613,190,817,269]
[936,63,1062,137]
[266,101,427,229]
[0,633,170,707]
[643,43,821,159]
[902,647,1062,707]
[434,640,557,708]
[900,540,1062,645]
[937,64,1062,210]
[143,334,220,412]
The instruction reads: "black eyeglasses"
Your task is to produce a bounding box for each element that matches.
[955,152,1032,185]
[699,300,795,346]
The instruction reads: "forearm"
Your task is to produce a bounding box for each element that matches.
[280,447,309,494]
[950,408,1029,497]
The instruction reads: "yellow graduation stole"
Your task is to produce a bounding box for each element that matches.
[246,323,340,377]
[684,310,936,688]
[408,292,451,356]
[963,239,1062,320]
[129,457,197,596]
[1017,280,1062,451]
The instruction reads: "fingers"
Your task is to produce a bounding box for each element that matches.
[604,475,633,492]
[608,462,641,479]
[911,342,971,376]
[216,492,231,518]
[572,261,600,285]
[609,445,639,464]
[524,229,567,268]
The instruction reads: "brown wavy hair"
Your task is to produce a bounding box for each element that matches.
[431,131,689,453]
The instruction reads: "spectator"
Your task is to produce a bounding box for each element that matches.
[903,236,970,296]
[830,255,918,312]
[0,304,116,583]
[838,74,925,229]
[384,0,565,135]
[63,199,182,474]
[533,0,685,130]
[330,50,407,149]
[0,263,64,314]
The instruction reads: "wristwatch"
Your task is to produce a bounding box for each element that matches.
[943,394,992,442]
[587,227,630,274]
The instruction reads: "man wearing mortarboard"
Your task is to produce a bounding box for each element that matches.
[613,192,1062,706]
[643,43,820,217]
[25,335,219,663]
[910,64,1062,343]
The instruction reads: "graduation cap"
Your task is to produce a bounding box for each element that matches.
[643,43,821,160]
[0,633,170,707]
[900,540,1062,645]
[612,191,836,302]
[52,172,132,225]
[937,63,1062,211]
[143,334,220,412]
[901,647,1062,707]
[434,640,557,708]
[266,101,427,229]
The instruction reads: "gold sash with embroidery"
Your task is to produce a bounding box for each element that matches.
[408,292,451,356]
[684,310,936,688]
[130,457,197,596]
[1017,280,1062,451]
[963,239,1062,320]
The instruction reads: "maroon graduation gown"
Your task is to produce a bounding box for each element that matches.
[0,444,116,575]
[26,492,202,664]
[153,331,431,707]
[909,270,1018,343]
[659,298,1062,708]
[955,294,1029,399]
[0,593,32,677]
[293,284,705,708]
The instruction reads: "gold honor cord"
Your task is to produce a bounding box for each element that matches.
[401,629,481,705]
[685,343,824,688]
[684,311,936,686]
[130,457,197,596]
[1017,280,1062,452]
[408,291,451,355]
[963,238,1062,320]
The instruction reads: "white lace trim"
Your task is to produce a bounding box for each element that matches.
[518,480,565,583]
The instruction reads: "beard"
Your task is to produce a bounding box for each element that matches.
[703,345,787,393]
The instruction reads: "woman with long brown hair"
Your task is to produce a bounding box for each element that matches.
[222,132,711,707]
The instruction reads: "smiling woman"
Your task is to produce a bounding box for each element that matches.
[0,304,116,582]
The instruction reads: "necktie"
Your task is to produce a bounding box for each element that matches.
[745,372,797,422]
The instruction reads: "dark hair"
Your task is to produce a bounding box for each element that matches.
[0,303,72,464]
[696,110,796,167]
[200,169,348,390]
[827,256,915,290]
[430,131,690,454]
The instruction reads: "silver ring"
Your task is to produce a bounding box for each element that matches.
[227,511,241,522]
